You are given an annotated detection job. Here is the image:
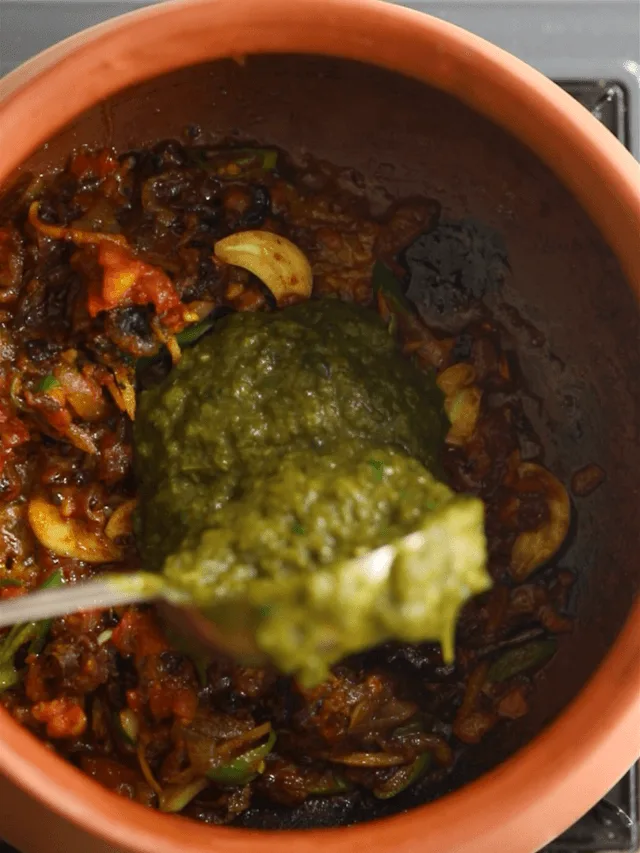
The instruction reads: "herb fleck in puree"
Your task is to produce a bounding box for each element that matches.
[134,300,490,685]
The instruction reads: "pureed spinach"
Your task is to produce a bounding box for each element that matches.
[134,300,489,685]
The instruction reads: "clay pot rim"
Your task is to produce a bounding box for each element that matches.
[0,2,638,852]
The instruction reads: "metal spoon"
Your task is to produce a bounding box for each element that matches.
[0,576,265,662]
[0,577,155,628]
[0,511,488,673]
[0,533,424,666]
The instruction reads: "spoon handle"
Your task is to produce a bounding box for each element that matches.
[0,578,157,628]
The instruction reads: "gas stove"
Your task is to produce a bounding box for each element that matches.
[0,2,638,852]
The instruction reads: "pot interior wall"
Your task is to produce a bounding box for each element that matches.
[10,54,640,828]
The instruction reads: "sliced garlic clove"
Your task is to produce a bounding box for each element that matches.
[28,497,123,563]
[510,464,571,581]
[214,230,312,305]
[437,364,482,446]
[436,363,477,397]
[444,386,483,446]
[105,499,137,541]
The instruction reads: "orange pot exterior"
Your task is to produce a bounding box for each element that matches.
[0,2,639,852]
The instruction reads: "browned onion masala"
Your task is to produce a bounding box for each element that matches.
[0,140,574,823]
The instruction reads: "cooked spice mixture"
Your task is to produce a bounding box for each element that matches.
[0,141,573,822]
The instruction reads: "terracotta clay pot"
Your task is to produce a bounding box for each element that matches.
[0,1,639,852]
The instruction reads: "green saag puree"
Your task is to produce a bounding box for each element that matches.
[133,300,490,685]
